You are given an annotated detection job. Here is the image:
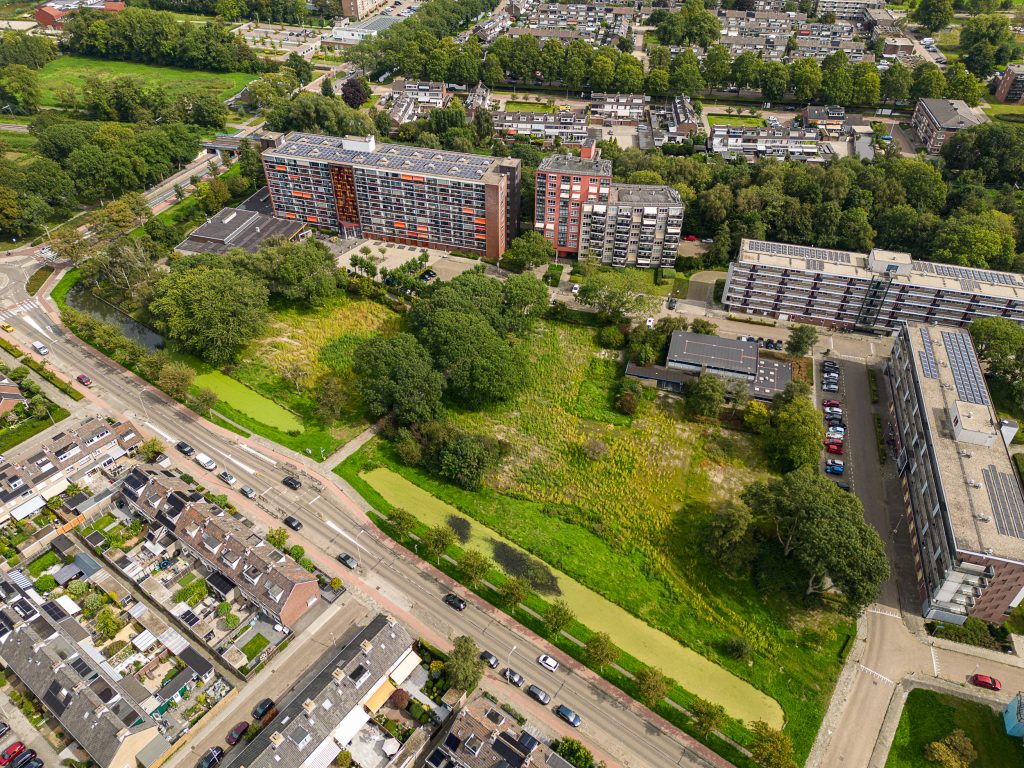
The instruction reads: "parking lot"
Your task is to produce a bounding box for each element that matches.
[0,688,65,767]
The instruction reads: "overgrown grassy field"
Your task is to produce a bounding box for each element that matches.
[886,689,1024,768]
[36,56,256,107]
[343,320,853,757]
[0,129,38,163]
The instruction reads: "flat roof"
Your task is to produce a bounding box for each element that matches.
[537,153,613,176]
[667,331,759,376]
[736,238,1024,301]
[904,323,1024,561]
[176,207,305,254]
[610,184,682,205]
[267,133,510,183]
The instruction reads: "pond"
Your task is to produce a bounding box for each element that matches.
[66,284,165,351]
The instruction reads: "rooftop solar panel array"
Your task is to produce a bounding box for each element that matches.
[941,331,990,405]
[746,239,853,264]
[919,328,938,379]
[913,262,1024,288]
[271,133,496,181]
[983,464,1024,539]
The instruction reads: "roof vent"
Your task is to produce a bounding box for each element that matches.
[968,480,981,488]
[302,699,316,716]
[269,732,285,748]
[332,667,346,685]
[360,639,373,654]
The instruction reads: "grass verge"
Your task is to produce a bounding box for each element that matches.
[707,114,767,128]
[0,398,70,453]
[25,266,53,297]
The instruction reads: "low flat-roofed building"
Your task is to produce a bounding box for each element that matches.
[888,323,1024,624]
[389,80,450,111]
[35,0,124,30]
[590,93,647,125]
[722,238,1024,332]
[708,125,831,162]
[494,108,590,145]
[324,14,402,47]
[223,614,415,768]
[176,206,307,255]
[911,98,987,154]
[803,105,845,133]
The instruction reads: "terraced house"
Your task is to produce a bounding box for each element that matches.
[263,134,521,261]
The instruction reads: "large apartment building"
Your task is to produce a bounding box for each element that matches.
[340,0,388,19]
[535,145,612,257]
[911,98,986,154]
[888,323,1024,624]
[263,133,521,261]
[722,239,1024,332]
[995,64,1024,104]
[813,0,882,20]
[578,185,683,268]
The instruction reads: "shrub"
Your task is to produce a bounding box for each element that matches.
[225,614,241,629]
[721,635,751,660]
[34,575,57,593]
[596,325,625,349]
[388,688,411,709]
[217,602,232,617]
[102,639,128,658]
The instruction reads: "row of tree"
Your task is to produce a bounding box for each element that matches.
[0,31,57,69]
[62,7,269,73]
[914,3,1023,76]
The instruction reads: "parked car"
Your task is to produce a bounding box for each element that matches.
[283,515,303,531]
[527,684,551,704]
[226,721,249,746]
[701,238,714,244]
[645,317,655,329]
[969,674,1002,691]
[18,761,40,768]
[0,743,25,767]
[505,668,524,686]
[537,654,559,672]
[0,726,7,742]
[76,374,92,387]
[218,470,236,486]
[667,298,677,310]
[822,383,839,392]
[480,651,499,669]
[684,234,698,241]
[336,552,358,570]
[30,341,48,356]
[196,746,224,768]
[824,437,843,446]
[570,283,580,296]
[282,476,301,490]
[826,419,847,429]
[176,441,195,456]
[194,453,217,471]
[822,399,841,408]
[824,408,843,418]
[10,750,35,768]
[834,481,851,491]
[825,463,845,475]
[239,486,256,499]
[556,704,582,727]
[0,324,11,333]
[826,443,843,455]
[252,699,276,720]
[443,593,466,611]
[827,426,847,437]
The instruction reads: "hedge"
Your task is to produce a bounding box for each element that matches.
[20,356,85,401]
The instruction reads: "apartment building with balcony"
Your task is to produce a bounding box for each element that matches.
[803,105,846,133]
[493,108,590,145]
[388,80,450,112]
[590,93,648,125]
[887,323,1024,624]
[791,36,872,63]
[911,98,987,154]
[508,1,635,46]
[722,239,1024,332]
[534,145,612,257]
[707,126,831,162]
[578,185,683,268]
[995,64,1024,104]
[263,133,521,261]
[813,0,882,20]
[340,0,388,19]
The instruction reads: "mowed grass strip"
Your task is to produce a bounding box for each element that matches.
[707,114,767,128]
[36,55,256,107]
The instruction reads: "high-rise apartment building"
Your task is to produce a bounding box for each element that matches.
[995,64,1024,104]
[723,238,1024,332]
[534,145,612,258]
[341,0,389,19]
[263,133,521,261]
[578,185,683,268]
[888,323,1024,624]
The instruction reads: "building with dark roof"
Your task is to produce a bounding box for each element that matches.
[175,207,307,255]
[995,64,1024,105]
[911,98,987,154]
[223,614,415,768]
[0,571,159,767]
[35,0,125,29]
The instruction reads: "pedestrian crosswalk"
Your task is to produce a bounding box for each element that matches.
[0,298,40,320]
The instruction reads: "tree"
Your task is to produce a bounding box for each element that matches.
[758,61,789,102]
[501,230,553,273]
[497,575,531,611]
[924,729,977,768]
[266,527,289,550]
[422,524,456,562]
[881,61,911,105]
[635,666,668,707]
[67,579,88,598]
[0,64,40,114]
[701,45,732,91]
[785,324,817,357]
[446,635,484,691]
[545,598,575,637]
[341,77,371,109]
[943,63,984,107]
[687,374,726,418]
[50,228,90,264]
[387,688,411,709]
[459,548,492,588]
[158,361,195,400]
[578,270,659,322]
[95,607,124,641]
[742,466,842,556]
[585,631,617,669]
[472,107,494,143]
[150,267,268,366]
[789,58,822,102]
[353,333,445,425]
[502,274,549,334]
[138,437,165,463]
[969,317,1024,385]
[238,139,265,190]
[731,51,761,90]
[690,318,717,336]
[750,721,797,768]
[911,63,946,102]
[388,508,416,539]
[706,500,752,558]
[551,738,596,768]
[34,575,56,593]
[913,0,953,32]
[320,76,334,98]
[285,52,313,85]
[689,697,726,738]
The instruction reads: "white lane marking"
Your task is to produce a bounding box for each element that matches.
[326,519,358,545]
[239,443,276,465]
[21,313,51,339]
[931,647,940,677]
[144,422,177,443]
[859,664,895,685]
[209,446,256,475]
[307,494,321,506]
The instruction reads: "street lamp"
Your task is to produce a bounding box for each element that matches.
[507,644,516,671]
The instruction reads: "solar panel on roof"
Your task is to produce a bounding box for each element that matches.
[41,601,67,623]
[181,610,199,627]
[983,464,1024,539]
[70,656,93,678]
[919,328,938,379]
[941,331,989,405]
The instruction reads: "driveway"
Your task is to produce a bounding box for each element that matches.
[0,688,64,765]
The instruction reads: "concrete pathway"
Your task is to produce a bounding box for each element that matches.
[0,688,63,765]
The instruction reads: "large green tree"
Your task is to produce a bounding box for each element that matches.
[578,270,659,321]
[913,0,953,32]
[352,333,445,425]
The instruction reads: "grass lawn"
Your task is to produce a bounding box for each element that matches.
[982,101,1024,124]
[935,27,961,63]
[240,633,270,661]
[0,401,70,453]
[885,688,1024,768]
[339,319,853,758]
[81,512,116,536]
[0,130,38,156]
[36,56,256,108]
[26,550,59,579]
[503,100,555,113]
[988,376,1024,444]
[707,114,767,128]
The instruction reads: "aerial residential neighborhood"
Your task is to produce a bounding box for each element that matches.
[1,0,1024,766]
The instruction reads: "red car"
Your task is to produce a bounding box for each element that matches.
[684,234,698,241]
[227,720,250,746]
[822,400,840,408]
[824,437,843,446]
[76,374,92,387]
[826,443,843,455]
[0,743,24,766]
[969,674,1002,691]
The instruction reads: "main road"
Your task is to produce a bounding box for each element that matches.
[0,261,729,768]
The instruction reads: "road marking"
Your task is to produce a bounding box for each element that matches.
[866,607,901,619]
[239,443,276,465]
[325,519,359,546]
[209,446,256,475]
[144,422,177,444]
[307,494,321,506]
[859,664,895,685]
[20,313,51,339]
[931,647,940,677]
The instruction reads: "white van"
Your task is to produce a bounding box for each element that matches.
[194,453,217,471]
[31,341,49,356]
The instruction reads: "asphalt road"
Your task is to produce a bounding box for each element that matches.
[0,262,725,768]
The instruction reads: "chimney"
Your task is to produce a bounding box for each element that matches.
[269,732,285,748]
[302,699,316,716]
[332,667,346,685]
[360,640,373,654]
